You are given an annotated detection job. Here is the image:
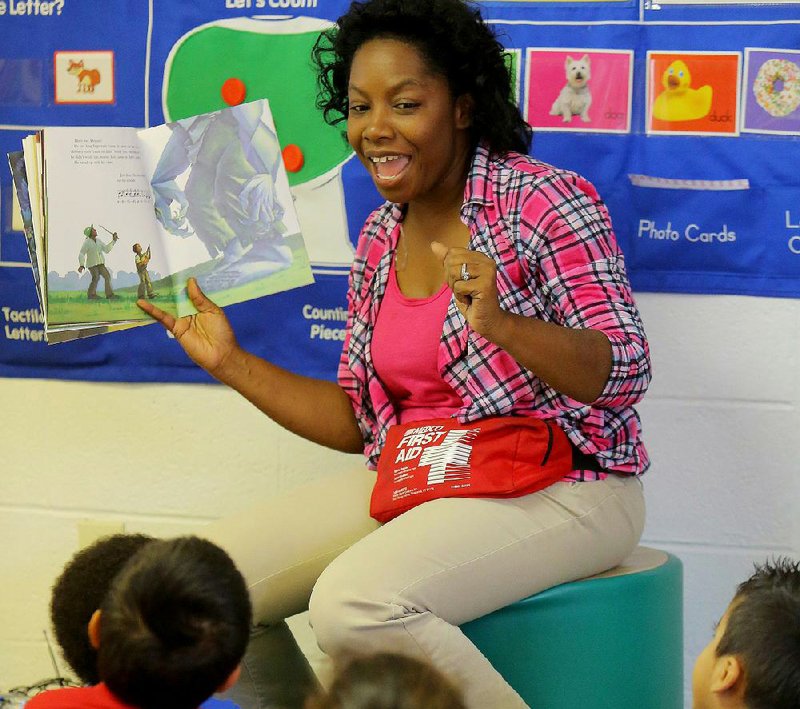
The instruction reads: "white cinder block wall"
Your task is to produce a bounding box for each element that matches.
[1,292,798,707]
[636,293,800,706]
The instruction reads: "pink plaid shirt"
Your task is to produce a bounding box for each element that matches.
[339,144,651,478]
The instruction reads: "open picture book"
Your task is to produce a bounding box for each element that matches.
[8,98,314,343]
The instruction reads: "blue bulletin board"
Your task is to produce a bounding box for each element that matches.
[1,0,799,382]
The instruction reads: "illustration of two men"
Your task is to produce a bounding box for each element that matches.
[78,226,158,301]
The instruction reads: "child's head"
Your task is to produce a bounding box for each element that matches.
[94,535,252,709]
[693,557,800,709]
[50,533,155,684]
[306,652,466,709]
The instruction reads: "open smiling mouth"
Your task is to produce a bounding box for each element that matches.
[370,154,411,182]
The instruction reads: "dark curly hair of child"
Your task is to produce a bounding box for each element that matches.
[49,533,155,684]
[313,0,531,156]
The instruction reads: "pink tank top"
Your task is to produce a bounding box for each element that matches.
[372,261,462,424]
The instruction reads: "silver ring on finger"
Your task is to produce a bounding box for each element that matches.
[460,262,471,281]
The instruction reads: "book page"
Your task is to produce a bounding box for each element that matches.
[7,150,43,312]
[22,134,47,320]
[42,127,163,326]
[136,98,312,317]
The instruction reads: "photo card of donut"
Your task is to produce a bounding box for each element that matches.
[742,48,800,135]
[646,51,742,137]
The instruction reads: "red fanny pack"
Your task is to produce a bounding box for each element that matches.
[370,416,573,524]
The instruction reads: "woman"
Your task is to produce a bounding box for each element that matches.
[139,1,650,707]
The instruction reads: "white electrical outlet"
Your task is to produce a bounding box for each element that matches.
[77,519,125,548]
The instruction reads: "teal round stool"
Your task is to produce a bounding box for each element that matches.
[461,546,683,709]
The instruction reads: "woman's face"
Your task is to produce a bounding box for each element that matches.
[346,38,472,205]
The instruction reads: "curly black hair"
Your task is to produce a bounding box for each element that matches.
[50,533,154,684]
[312,0,531,155]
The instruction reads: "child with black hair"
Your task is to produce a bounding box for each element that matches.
[692,557,800,709]
[28,536,251,709]
[306,652,466,709]
[49,533,155,685]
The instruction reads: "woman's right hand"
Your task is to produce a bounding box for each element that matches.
[137,277,239,377]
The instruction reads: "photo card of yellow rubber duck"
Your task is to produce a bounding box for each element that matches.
[742,48,800,136]
[646,51,741,136]
[525,48,633,133]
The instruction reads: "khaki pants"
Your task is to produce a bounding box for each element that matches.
[207,468,645,709]
[87,263,114,298]
[136,267,154,298]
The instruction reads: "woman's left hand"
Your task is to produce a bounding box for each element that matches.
[431,241,506,339]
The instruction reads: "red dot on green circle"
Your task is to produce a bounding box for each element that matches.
[221,78,246,106]
[282,144,304,173]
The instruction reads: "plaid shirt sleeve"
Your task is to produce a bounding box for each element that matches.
[518,169,651,408]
